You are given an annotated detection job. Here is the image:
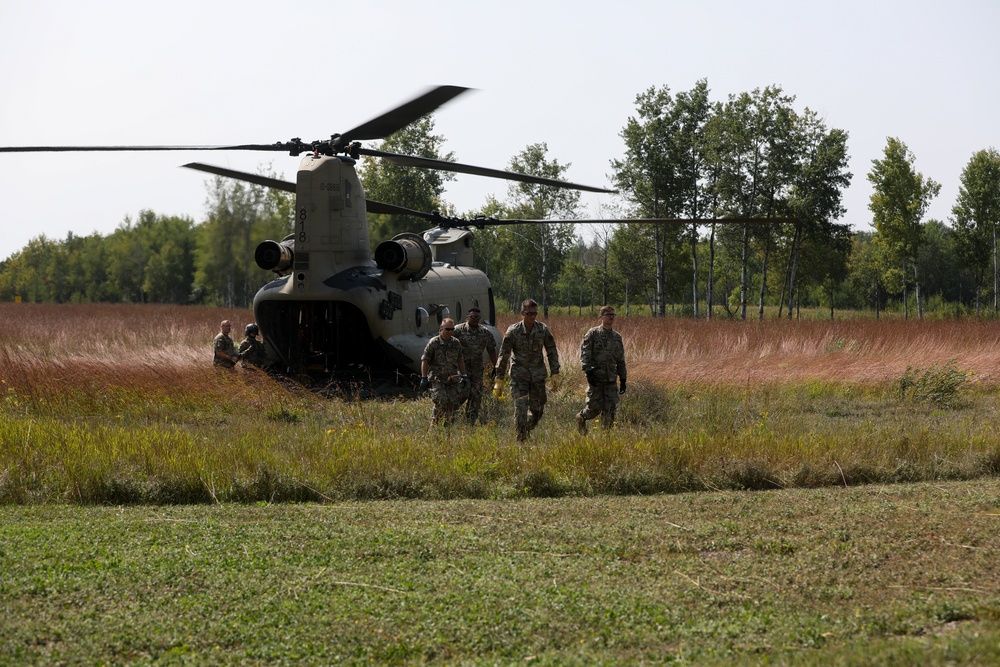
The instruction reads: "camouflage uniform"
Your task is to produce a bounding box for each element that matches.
[213,332,238,369]
[238,336,268,368]
[421,335,468,425]
[496,320,560,441]
[579,326,627,428]
[453,321,497,423]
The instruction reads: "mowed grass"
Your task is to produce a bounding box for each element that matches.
[2,482,999,664]
[2,303,1000,663]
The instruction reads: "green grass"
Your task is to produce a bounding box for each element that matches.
[3,371,1000,504]
[2,480,999,665]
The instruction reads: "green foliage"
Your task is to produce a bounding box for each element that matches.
[898,360,970,407]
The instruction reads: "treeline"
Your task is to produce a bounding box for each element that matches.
[2,80,998,318]
[0,172,294,306]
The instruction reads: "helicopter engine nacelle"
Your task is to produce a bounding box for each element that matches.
[374,232,432,281]
[255,236,295,274]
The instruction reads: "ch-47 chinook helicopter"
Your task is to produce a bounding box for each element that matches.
[2,85,789,394]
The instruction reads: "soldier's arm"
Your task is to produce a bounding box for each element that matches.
[495,333,513,377]
[545,327,561,374]
[580,329,594,370]
[616,333,627,381]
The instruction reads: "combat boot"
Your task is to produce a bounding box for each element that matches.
[576,412,587,435]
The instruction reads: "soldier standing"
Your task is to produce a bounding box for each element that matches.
[213,320,239,369]
[419,318,469,426]
[238,323,268,368]
[576,306,627,434]
[453,307,499,424]
[494,299,560,442]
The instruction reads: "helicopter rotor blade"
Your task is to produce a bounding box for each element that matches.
[182,163,296,192]
[364,199,444,220]
[357,148,615,194]
[456,216,798,227]
[335,85,471,148]
[0,143,296,154]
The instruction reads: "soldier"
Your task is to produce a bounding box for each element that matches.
[238,323,268,369]
[213,319,239,369]
[419,318,469,426]
[576,305,627,434]
[494,299,560,442]
[453,307,499,424]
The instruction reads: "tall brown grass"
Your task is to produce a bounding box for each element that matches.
[5,303,1000,391]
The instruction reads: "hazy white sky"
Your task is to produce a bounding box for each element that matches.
[1,0,997,261]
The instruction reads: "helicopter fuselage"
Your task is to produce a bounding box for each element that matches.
[252,153,500,386]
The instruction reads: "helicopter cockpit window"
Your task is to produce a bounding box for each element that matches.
[436,307,450,325]
[416,307,429,335]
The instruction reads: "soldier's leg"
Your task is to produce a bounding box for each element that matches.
[465,372,485,423]
[577,383,603,435]
[511,379,531,440]
[600,383,621,429]
[526,380,547,431]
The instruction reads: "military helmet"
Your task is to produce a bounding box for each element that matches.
[245,323,259,336]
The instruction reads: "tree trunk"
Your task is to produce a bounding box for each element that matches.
[706,223,716,320]
[993,222,998,313]
[690,223,699,319]
[740,225,750,320]
[757,233,770,320]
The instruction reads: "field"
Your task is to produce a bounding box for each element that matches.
[2,303,1000,664]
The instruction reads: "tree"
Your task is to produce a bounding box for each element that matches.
[195,167,293,307]
[611,85,692,316]
[359,115,455,246]
[783,115,852,318]
[709,86,799,319]
[951,148,1000,312]
[494,143,582,318]
[867,137,941,319]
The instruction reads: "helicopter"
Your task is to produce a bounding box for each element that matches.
[1,85,791,394]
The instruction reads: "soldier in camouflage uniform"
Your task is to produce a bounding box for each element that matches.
[420,318,469,426]
[453,307,498,424]
[238,323,268,369]
[576,306,627,434]
[213,320,239,369]
[495,299,560,442]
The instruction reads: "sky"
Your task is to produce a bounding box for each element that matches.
[1,0,998,262]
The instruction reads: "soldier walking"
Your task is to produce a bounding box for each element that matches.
[576,306,627,434]
[419,318,469,426]
[494,299,560,442]
[213,320,239,369]
[453,307,498,424]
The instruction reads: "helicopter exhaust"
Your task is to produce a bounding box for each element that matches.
[373,232,432,281]
[255,237,294,273]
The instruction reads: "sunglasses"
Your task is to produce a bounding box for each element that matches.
[443,327,455,331]
[524,311,538,316]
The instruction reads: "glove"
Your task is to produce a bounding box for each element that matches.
[585,369,598,386]
[619,379,627,394]
[550,374,560,392]
[459,374,470,391]
[419,376,430,391]
[492,377,506,398]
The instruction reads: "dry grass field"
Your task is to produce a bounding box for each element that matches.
[5,302,1000,388]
